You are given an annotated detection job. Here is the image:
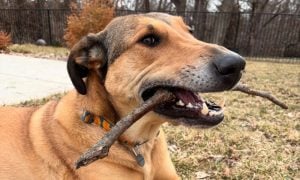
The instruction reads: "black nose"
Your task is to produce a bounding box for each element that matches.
[213,54,246,75]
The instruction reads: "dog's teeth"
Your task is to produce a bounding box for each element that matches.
[176,100,185,106]
[208,110,224,116]
[186,103,193,108]
[201,103,209,115]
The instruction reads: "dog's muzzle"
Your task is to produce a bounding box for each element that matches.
[140,53,246,127]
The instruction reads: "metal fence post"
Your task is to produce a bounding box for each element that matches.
[47,9,52,45]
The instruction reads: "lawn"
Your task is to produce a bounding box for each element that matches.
[13,57,299,179]
[7,44,69,60]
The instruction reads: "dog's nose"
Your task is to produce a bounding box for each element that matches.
[213,54,246,75]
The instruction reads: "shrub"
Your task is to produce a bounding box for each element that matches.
[0,31,12,50]
[64,0,115,48]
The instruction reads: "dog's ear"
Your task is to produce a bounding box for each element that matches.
[67,32,107,95]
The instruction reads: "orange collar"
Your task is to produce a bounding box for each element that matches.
[81,111,114,131]
[80,110,152,166]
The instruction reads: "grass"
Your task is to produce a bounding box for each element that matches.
[7,44,69,60]
[12,61,299,179]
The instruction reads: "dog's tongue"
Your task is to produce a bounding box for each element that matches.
[173,89,202,105]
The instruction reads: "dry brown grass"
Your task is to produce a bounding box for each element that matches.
[14,61,299,179]
[7,44,69,60]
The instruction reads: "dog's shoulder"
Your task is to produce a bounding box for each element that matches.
[0,106,37,127]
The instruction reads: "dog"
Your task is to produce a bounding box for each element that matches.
[0,13,245,179]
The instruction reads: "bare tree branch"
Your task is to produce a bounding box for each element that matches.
[262,1,289,28]
[75,90,175,169]
[232,84,288,109]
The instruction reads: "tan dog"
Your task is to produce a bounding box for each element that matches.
[0,13,245,179]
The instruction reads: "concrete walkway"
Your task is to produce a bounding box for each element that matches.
[0,54,73,105]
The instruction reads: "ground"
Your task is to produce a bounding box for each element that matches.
[7,44,300,179]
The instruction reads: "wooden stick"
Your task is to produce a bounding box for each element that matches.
[232,84,288,109]
[75,84,287,169]
[75,90,175,169]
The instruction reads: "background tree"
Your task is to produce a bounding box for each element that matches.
[171,0,186,14]
[64,0,114,48]
[220,0,240,51]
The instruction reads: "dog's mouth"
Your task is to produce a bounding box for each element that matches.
[141,86,224,127]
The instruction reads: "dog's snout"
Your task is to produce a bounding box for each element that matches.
[213,54,245,75]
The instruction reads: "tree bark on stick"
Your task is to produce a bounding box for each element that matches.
[75,90,175,169]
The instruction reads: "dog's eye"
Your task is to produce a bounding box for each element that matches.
[140,35,160,47]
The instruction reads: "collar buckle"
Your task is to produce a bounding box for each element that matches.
[131,145,145,167]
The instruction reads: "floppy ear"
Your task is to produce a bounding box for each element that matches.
[67,33,107,95]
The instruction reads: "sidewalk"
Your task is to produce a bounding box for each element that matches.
[0,54,73,105]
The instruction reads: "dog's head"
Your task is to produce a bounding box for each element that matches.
[67,13,245,128]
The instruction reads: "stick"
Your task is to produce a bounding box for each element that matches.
[232,84,288,109]
[75,90,175,169]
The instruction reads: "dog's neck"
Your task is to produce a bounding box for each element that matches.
[81,72,119,123]
[82,72,163,145]
[121,113,164,144]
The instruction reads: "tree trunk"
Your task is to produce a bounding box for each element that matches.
[197,0,208,40]
[246,0,269,56]
[144,0,150,12]
[35,0,45,40]
[157,0,163,11]
[135,0,139,11]
[223,3,240,52]
[171,0,186,15]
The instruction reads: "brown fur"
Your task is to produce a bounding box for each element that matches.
[0,13,244,179]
